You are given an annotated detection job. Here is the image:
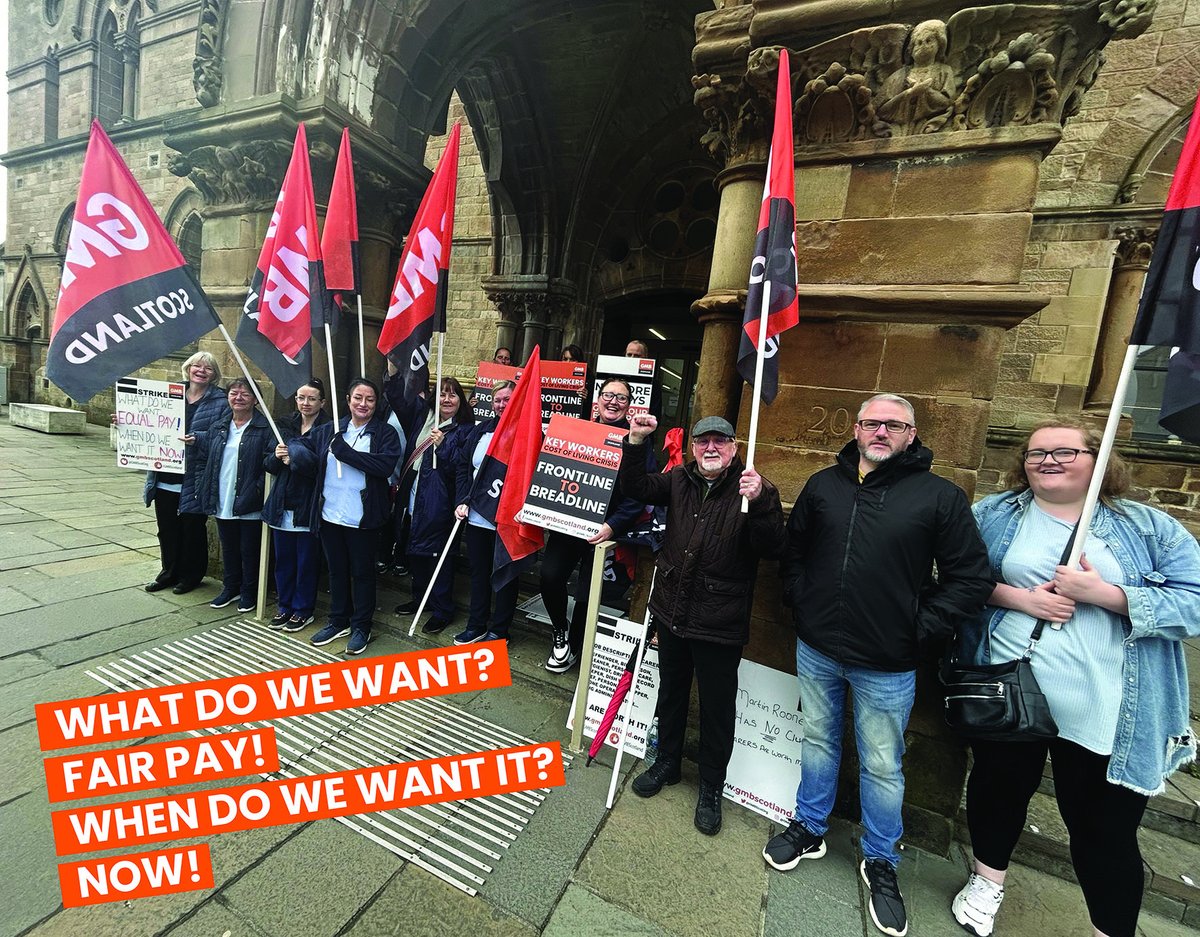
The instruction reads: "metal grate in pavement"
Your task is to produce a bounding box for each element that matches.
[85,620,569,895]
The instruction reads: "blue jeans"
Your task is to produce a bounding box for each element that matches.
[793,638,915,867]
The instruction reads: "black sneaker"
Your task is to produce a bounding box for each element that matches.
[421,618,450,635]
[763,820,827,870]
[631,759,681,798]
[453,627,487,645]
[209,590,237,609]
[268,611,291,629]
[861,858,908,937]
[394,600,418,615]
[282,613,315,633]
[694,781,722,835]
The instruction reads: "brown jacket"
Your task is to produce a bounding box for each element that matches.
[618,440,786,645]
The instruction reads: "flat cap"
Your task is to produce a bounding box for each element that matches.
[691,416,735,438]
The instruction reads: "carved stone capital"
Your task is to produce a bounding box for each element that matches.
[167,140,292,206]
[1113,226,1158,268]
[482,275,576,326]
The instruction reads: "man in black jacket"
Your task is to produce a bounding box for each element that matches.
[619,413,786,836]
[762,393,991,937]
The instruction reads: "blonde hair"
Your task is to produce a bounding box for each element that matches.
[181,351,222,385]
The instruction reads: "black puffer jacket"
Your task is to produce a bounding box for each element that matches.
[617,439,786,645]
[781,438,992,671]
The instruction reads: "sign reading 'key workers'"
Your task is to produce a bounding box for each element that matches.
[518,415,625,539]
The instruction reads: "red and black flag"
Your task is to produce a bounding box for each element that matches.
[47,121,220,402]
[237,124,325,397]
[1130,90,1200,443]
[467,347,545,588]
[377,123,460,400]
[737,48,800,404]
[319,127,360,327]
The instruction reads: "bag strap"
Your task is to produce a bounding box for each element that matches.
[1023,522,1080,659]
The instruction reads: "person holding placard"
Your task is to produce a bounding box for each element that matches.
[264,378,332,630]
[619,412,785,836]
[453,381,519,644]
[290,379,402,655]
[192,379,274,613]
[141,351,230,595]
[539,378,654,673]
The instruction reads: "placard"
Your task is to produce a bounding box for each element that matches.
[567,613,659,758]
[518,415,625,538]
[470,361,519,421]
[591,354,655,419]
[114,378,187,472]
[472,360,588,425]
[723,659,805,824]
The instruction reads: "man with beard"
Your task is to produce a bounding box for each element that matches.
[763,393,991,937]
[619,414,785,836]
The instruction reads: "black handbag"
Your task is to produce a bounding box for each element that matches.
[941,624,1058,742]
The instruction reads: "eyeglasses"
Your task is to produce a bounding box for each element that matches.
[693,436,733,449]
[857,419,913,434]
[1022,447,1095,464]
[599,391,630,403]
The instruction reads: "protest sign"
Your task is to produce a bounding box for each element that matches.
[472,360,587,424]
[519,415,625,538]
[114,378,186,472]
[723,659,804,823]
[566,613,659,758]
[591,354,655,419]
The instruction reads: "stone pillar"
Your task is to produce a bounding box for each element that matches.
[117,39,138,123]
[482,275,576,363]
[1086,226,1157,410]
[691,0,1154,855]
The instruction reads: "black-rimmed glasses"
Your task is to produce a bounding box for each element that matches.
[1022,447,1095,464]
[857,419,913,434]
[599,391,630,403]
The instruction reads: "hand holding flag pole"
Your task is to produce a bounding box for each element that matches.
[738,49,800,513]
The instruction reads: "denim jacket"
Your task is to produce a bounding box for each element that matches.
[962,489,1199,795]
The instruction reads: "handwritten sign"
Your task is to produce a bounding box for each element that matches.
[115,378,186,473]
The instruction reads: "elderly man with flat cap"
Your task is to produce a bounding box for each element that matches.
[617,412,786,835]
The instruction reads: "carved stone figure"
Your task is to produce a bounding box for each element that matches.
[876,20,957,136]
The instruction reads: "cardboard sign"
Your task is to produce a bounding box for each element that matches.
[566,612,659,758]
[519,416,625,538]
[722,659,805,824]
[114,378,186,472]
[472,360,589,425]
[591,354,655,419]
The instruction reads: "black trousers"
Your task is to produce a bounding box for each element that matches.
[538,531,595,655]
[320,523,378,634]
[966,737,1149,937]
[465,524,519,637]
[214,518,262,602]
[654,621,742,787]
[151,488,211,586]
[408,552,455,619]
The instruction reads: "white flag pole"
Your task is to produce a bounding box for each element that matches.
[432,332,445,469]
[215,323,284,447]
[356,295,366,377]
[742,282,772,514]
[323,322,343,478]
[408,515,463,636]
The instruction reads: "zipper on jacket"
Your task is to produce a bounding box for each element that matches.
[835,491,861,659]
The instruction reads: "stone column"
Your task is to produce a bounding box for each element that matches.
[691,0,1154,855]
[1086,226,1157,410]
[483,275,577,362]
[116,38,138,123]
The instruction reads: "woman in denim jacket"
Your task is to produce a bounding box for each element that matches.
[951,420,1200,937]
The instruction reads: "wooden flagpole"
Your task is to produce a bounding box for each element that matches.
[215,323,284,447]
[741,282,772,513]
[323,322,343,478]
[432,332,445,469]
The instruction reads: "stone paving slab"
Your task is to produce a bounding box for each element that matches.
[3,590,180,655]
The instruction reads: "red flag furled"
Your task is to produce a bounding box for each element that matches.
[1129,91,1200,443]
[320,127,360,317]
[377,123,460,399]
[237,124,324,396]
[737,49,800,404]
[467,347,545,587]
[47,121,220,402]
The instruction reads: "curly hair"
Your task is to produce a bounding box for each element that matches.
[1003,419,1131,506]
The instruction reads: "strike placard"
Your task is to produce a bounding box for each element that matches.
[591,354,655,419]
[114,377,186,472]
[472,360,587,424]
[471,361,520,421]
[518,415,625,538]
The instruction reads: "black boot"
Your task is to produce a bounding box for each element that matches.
[631,758,681,798]
[694,781,722,835]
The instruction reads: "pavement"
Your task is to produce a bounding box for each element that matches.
[1,413,1195,937]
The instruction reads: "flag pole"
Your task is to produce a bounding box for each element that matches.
[408,515,463,636]
[254,477,271,621]
[432,331,445,469]
[216,323,284,447]
[323,322,343,478]
[742,282,772,514]
[605,568,656,809]
[356,295,366,376]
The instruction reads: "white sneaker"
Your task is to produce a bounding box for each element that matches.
[545,639,577,673]
[952,872,1004,937]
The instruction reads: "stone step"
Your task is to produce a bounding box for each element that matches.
[956,788,1200,927]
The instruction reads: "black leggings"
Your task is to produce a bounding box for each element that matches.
[966,737,1149,937]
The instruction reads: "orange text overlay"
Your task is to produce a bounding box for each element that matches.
[59,845,214,907]
[52,742,563,855]
[44,728,280,803]
[36,642,509,750]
